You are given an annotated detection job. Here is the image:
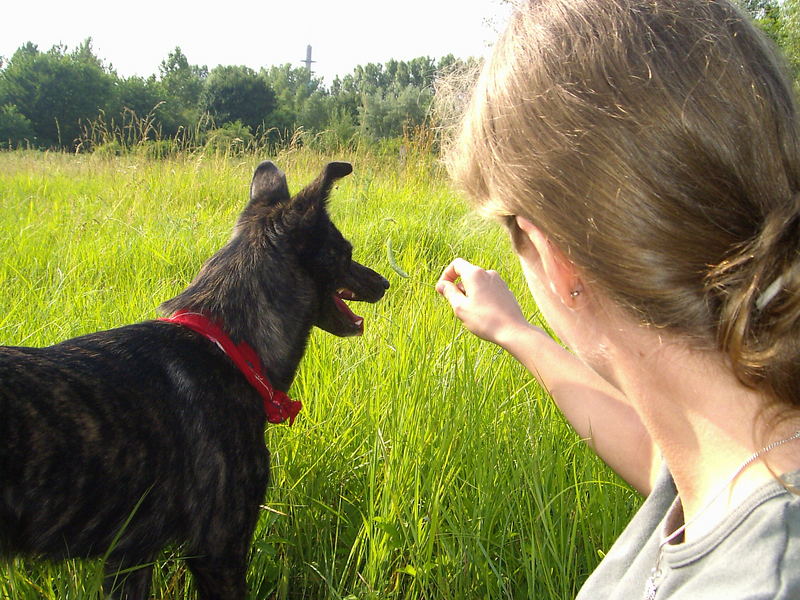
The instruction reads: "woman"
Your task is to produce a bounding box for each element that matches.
[436,0,800,597]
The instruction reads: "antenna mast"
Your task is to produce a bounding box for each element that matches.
[302,45,316,72]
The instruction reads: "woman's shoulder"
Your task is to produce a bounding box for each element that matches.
[577,469,800,600]
[720,472,800,598]
[660,470,800,599]
[726,469,800,548]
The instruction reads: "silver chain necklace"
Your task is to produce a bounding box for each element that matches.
[643,429,800,600]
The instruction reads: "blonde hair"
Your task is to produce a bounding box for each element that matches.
[447,0,800,409]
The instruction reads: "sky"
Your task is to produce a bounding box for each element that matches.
[1,1,513,84]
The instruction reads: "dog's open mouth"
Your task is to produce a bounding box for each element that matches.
[317,262,388,337]
[332,288,364,335]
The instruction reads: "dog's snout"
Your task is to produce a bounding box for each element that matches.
[347,262,390,301]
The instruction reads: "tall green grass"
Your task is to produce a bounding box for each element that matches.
[0,149,640,599]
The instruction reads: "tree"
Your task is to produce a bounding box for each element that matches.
[156,47,207,136]
[261,64,326,134]
[0,40,481,149]
[113,76,163,119]
[0,104,35,147]
[200,65,275,132]
[738,0,785,47]
[159,47,207,110]
[358,83,433,140]
[102,75,176,143]
[0,40,114,148]
[298,90,331,132]
[776,0,800,78]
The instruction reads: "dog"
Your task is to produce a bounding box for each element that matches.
[0,161,389,599]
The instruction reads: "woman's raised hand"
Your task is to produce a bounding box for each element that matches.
[436,258,532,345]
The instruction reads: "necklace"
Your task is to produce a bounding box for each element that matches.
[643,429,800,600]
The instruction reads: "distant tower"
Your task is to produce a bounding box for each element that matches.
[302,45,316,72]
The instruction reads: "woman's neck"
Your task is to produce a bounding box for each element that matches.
[604,327,800,542]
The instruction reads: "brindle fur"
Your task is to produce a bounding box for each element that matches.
[0,161,388,599]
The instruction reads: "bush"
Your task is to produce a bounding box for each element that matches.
[200,66,274,133]
[134,139,177,159]
[0,104,35,148]
[93,140,124,157]
[203,120,255,155]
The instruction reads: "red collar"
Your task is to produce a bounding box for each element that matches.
[159,310,302,425]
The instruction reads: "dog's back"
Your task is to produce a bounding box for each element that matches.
[0,322,270,566]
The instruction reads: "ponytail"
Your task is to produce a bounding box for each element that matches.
[709,200,800,406]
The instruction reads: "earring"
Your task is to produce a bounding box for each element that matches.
[570,290,581,298]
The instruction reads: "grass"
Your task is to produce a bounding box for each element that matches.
[0,148,640,599]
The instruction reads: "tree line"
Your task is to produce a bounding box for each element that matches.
[732,1,800,75]
[2,1,797,153]
[0,40,473,151]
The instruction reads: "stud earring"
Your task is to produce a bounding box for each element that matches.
[570,290,581,298]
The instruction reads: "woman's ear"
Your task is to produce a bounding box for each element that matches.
[515,216,584,307]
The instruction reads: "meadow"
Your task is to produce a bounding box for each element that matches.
[0,147,640,599]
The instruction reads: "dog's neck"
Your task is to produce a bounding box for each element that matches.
[159,247,316,392]
[160,310,303,423]
[218,297,313,392]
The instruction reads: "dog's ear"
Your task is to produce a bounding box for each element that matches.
[315,162,353,201]
[292,162,352,210]
[282,162,352,254]
[250,161,290,207]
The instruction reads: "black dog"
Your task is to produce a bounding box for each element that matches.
[0,161,388,599]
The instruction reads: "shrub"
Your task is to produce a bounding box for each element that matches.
[203,120,255,155]
[134,139,177,159]
[0,104,35,148]
[93,139,124,157]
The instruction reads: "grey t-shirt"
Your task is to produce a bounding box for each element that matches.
[576,466,800,599]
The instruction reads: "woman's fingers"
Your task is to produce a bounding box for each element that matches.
[436,258,500,302]
[436,258,529,344]
[435,277,465,307]
[438,258,478,286]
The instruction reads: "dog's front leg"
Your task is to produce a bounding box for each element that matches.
[187,555,248,600]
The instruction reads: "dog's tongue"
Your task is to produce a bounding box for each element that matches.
[333,293,364,332]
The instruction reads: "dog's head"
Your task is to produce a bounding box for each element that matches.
[243,161,389,336]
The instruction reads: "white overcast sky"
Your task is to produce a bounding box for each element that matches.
[1,1,513,83]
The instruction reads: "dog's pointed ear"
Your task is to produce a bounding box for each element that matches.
[293,162,353,209]
[250,161,290,206]
[317,162,353,199]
